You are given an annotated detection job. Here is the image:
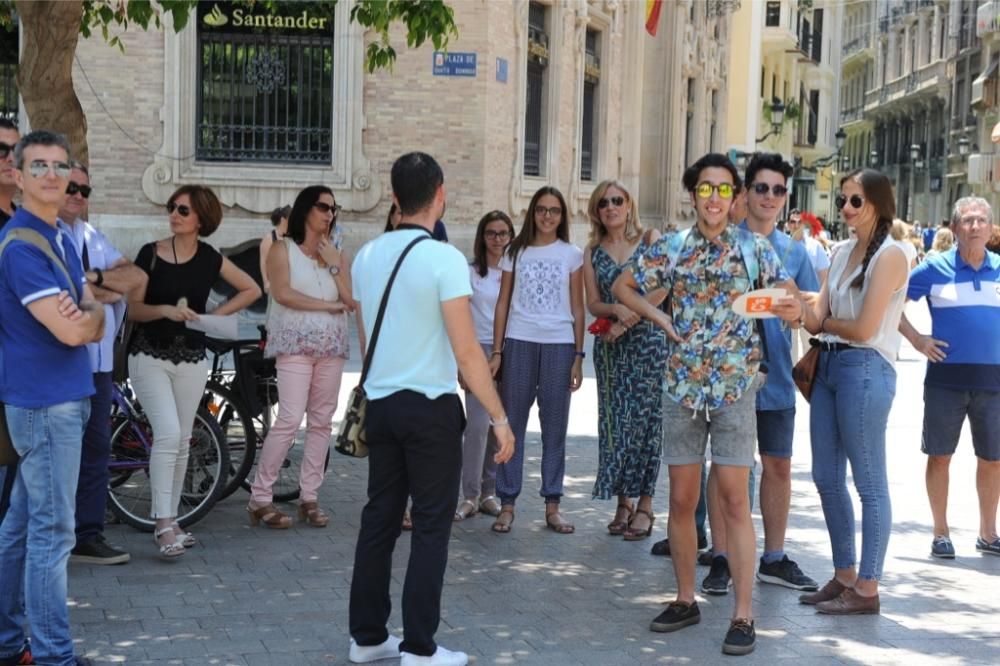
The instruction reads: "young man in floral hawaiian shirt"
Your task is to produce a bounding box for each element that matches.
[613,153,802,656]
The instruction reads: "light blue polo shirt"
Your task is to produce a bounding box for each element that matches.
[0,208,95,408]
[351,227,472,400]
[739,221,820,411]
[907,247,1000,390]
[58,218,126,374]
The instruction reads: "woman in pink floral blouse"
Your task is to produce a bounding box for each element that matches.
[248,185,354,529]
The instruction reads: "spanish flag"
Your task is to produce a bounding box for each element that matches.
[646,0,663,36]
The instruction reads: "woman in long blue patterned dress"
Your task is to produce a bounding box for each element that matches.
[583,180,668,540]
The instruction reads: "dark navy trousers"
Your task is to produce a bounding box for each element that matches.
[75,372,113,545]
[496,339,576,505]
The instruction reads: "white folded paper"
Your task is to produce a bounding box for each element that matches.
[185,314,240,340]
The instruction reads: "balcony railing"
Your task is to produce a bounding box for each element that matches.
[979,1,1000,37]
[840,107,864,125]
[842,35,871,57]
[879,16,889,34]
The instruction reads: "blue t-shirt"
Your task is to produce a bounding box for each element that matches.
[739,222,820,411]
[923,227,935,251]
[0,208,95,408]
[352,227,472,400]
[907,247,1000,390]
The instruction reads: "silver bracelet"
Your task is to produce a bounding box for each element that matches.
[489,415,509,427]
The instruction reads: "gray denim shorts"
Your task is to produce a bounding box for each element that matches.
[661,374,763,468]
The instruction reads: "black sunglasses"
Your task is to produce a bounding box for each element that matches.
[0,142,12,160]
[750,183,788,197]
[835,194,866,210]
[67,181,92,199]
[313,202,342,215]
[166,202,192,217]
[598,195,625,210]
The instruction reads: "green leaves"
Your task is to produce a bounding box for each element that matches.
[351,0,458,73]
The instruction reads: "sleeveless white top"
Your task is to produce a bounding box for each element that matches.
[821,235,915,365]
[265,239,349,359]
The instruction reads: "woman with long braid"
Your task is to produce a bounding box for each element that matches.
[797,169,915,615]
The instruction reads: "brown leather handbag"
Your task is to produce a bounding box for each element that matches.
[792,340,821,402]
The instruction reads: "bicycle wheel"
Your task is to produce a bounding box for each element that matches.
[107,407,229,532]
[240,374,330,503]
[203,381,258,500]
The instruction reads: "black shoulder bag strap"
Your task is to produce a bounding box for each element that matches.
[359,234,431,386]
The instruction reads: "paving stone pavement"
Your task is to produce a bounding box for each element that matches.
[67,304,1000,665]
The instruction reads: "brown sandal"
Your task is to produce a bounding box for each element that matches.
[623,509,655,541]
[247,503,292,529]
[607,500,634,536]
[545,507,575,534]
[298,501,330,528]
[492,507,515,533]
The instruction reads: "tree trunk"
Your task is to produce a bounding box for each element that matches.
[14,0,89,165]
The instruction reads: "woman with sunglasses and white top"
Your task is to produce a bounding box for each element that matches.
[127,185,260,558]
[798,169,915,614]
[489,186,585,534]
[248,186,355,529]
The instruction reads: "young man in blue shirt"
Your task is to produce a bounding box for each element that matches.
[901,196,1000,559]
[0,131,105,666]
[347,152,514,666]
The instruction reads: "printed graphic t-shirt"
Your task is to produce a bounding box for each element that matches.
[499,240,583,345]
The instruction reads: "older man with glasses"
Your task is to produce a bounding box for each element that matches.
[900,196,1000,560]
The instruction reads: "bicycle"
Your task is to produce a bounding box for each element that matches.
[107,381,229,531]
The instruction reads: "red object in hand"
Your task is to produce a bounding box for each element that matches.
[588,318,613,335]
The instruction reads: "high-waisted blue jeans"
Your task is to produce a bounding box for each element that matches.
[810,346,895,581]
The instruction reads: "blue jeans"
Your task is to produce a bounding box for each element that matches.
[0,400,90,665]
[810,347,895,581]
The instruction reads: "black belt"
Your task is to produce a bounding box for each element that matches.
[809,339,852,352]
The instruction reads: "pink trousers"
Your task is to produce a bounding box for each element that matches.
[250,354,346,504]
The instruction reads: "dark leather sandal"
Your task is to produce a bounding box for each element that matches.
[298,501,329,528]
[623,509,655,541]
[608,500,634,536]
[492,507,515,533]
[247,503,292,529]
[545,507,575,534]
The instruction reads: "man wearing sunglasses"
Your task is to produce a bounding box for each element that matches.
[614,153,802,656]
[695,153,820,598]
[0,118,19,532]
[0,131,105,666]
[56,162,147,568]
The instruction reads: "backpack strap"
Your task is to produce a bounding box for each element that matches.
[0,228,80,302]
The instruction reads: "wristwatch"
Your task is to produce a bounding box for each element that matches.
[328,265,341,277]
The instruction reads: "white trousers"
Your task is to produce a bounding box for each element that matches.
[128,353,210,519]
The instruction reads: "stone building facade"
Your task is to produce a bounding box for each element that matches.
[4,0,735,258]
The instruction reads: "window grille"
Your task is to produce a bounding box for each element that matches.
[524,2,548,176]
[196,2,334,164]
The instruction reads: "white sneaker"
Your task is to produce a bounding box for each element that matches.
[400,645,468,666]
[349,635,402,663]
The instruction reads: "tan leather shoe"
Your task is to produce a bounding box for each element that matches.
[815,587,880,615]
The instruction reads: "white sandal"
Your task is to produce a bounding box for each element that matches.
[154,527,186,559]
[171,522,196,548]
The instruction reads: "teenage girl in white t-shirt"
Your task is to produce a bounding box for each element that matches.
[488,187,585,534]
[454,211,516,522]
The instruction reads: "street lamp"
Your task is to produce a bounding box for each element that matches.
[910,143,921,162]
[908,144,922,222]
[958,136,971,156]
[870,149,879,167]
[835,128,846,152]
[756,98,786,143]
[841,154,851,171]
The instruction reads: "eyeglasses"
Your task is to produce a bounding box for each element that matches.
[695,182,735,199]
[597,195,625,210]
[534,205,562,218]
[750,183,788,197]
[166,201,192,217]
[0,142,13,160]
[66,181,92,199]
[27,160,71,180]
[484,230,511,241]
[314,202,342,216]
[834,194,866,210]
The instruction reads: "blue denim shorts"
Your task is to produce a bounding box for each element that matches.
[922,384,1000,461]
[756,408,795,459]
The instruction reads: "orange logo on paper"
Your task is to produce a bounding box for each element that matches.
[746,296,772,313]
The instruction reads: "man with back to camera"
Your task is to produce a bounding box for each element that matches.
[0,118,19,527]
[0,130,105,666]
[900,196,1000,559]
[348,151,514,666]
[57,161,147,566]
[613,152,802,656]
